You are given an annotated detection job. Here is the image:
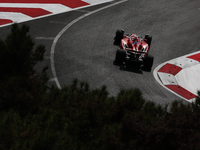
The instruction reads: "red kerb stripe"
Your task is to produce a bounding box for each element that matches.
[165,85,197,100]
[0,19,13,25]
[158,63,182,75]
[187,53,200,62]
[0,0,90,8]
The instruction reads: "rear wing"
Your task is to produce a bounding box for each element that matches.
[125,48,147,54]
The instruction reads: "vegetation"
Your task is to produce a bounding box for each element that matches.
[0,24,200,149]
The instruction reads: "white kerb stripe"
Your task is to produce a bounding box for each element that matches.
[0,3,71,14]
[83,0,114,4]
[0,12,32,22]
[157,72,178,85]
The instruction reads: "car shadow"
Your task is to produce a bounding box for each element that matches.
[113,61,152,73]
[113,40,120,46]
[113,61,143,74]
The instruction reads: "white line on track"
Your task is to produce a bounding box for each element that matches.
[50,0,127,89]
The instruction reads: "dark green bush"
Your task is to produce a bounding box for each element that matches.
[0,24,200,149]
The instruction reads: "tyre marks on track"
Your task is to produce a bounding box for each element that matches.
[50,0,127,89]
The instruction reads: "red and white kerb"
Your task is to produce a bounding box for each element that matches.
[0,0,113,27]
[155,51,200,102]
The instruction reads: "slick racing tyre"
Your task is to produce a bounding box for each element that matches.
[143,55,154,71]
[144,35,152,48]
[114,29,124,45]
[115,49,126,64]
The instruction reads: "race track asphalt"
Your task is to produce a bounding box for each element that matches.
[0,0,199,105]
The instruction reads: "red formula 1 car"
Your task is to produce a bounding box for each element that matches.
[114,29,154,71]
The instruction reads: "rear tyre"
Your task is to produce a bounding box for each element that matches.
[143,55,154,71]
[114,29,124,45]
[144,35,152,48]
[114,49,126,65]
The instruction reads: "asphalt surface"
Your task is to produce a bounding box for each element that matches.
[0,0,200,105]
